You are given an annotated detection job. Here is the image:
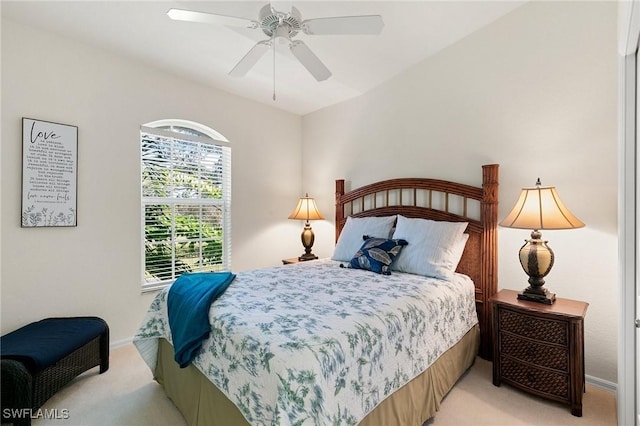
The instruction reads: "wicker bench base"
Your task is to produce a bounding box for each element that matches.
[1,317,109,426]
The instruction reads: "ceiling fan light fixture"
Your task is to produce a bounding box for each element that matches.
[273,25,291,41]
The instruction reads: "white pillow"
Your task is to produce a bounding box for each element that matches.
[332,215,397,262]
[391,215,468,280]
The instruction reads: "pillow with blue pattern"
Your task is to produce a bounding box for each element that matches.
[349,236,408,275]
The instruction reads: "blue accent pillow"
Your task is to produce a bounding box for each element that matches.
[349,236,408,275]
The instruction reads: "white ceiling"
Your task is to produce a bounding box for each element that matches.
[1,1,525,115]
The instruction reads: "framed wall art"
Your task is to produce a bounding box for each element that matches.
[21,118,78,227]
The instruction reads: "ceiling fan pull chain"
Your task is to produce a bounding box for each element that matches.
[273,37,277,101]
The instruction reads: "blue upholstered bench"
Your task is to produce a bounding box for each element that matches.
[0,317,109,426]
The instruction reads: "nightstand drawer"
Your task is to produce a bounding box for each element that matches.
[499,308,568,345]
[501,356,569,401]
[501,332,568,371]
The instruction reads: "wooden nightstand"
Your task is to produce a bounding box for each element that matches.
[491,289,588,417]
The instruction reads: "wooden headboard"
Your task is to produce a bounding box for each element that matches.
[335,164,498,360]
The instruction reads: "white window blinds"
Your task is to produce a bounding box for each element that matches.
[141,125,231,291]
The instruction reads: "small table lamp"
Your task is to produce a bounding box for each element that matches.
[500,179,584,304]
[289,194,324,261]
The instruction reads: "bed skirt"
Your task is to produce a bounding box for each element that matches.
[153,324,479,426]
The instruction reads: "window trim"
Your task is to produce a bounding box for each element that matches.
[143,119,229,143]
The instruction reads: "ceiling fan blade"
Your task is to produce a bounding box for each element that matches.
[289,40,331,81]
[167,8,258,29]
[229,41,270,77]
[302,15,384,35]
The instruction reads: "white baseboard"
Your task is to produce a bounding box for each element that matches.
[586,374,617,394]
[110,337,133,350]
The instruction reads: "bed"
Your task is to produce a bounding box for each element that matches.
[134,164,499,426]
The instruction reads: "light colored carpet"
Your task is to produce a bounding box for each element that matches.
[31,344,617,426]
[426,360,617,426]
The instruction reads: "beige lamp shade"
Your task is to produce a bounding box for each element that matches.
[288,194,324,221]
[500,181,584,230]
[500,179,584,305]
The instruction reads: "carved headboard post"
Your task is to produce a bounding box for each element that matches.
[335,179,346,243]
[480,164,499,360]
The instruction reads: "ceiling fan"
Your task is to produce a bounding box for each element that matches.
[167,3,384,83]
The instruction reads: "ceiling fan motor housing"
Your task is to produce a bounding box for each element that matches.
[259,4,301,38]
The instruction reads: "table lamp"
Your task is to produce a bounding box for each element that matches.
[289,194,324,261]
[500,179,584,304]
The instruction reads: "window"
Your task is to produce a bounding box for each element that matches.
[141,120,231,291]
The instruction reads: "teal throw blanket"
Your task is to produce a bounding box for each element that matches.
[167,272,236,368]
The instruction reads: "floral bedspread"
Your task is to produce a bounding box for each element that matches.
[133,259,478,426]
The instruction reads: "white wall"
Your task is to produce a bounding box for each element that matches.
[1,20,303,344]
[303,1,618,383]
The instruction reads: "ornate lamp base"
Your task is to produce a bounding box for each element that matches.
[517,286,556,305]
[298,253,318,261]
[298,221,317,261]
[517,230,556,305]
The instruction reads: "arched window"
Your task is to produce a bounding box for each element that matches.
[140,119,231,291]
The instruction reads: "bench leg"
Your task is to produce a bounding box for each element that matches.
[1,360,33,426]
[99,328,109,373]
